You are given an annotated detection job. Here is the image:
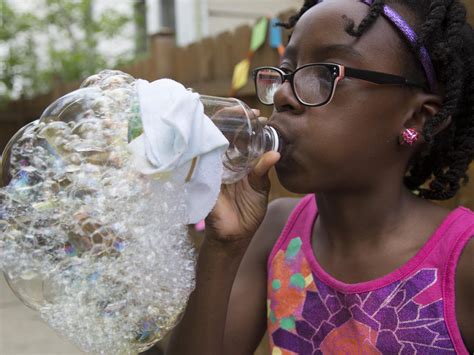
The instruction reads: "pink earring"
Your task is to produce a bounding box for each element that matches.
[399,128,420,146]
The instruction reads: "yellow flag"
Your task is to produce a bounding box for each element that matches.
[232,58,250,92]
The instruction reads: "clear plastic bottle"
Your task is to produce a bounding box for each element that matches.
[1,74,281,187]
[199,95,281,184]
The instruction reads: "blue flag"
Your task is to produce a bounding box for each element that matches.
[269,18,283,49]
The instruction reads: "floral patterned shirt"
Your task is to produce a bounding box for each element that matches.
[267,195,473,354]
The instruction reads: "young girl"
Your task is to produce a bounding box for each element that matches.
[166,0,474,354]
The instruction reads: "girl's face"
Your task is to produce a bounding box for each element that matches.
[270,0,419,194]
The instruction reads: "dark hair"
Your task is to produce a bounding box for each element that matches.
[279,0,474,200]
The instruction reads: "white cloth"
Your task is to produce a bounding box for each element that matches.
[128,79,229,224]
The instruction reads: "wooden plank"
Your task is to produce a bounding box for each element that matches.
[212,31,234,80]
[0,122,23,152]
[149,34,176,79]
[252,43,280,70]
[196,37,214,82]
[36,93,54,117]
[141,57,156,81]
[231,25,251,68]
[187,43,201,83]
[189,78,254,97]
[175,46,190,84]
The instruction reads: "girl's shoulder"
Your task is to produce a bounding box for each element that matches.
[453,207,474,353]
[457,205,474,220]
[441,205,474,239]
[253,197,303,261]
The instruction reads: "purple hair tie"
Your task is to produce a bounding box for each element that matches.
[361,0,438,93]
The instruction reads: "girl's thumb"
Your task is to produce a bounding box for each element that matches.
[248,151,281,193]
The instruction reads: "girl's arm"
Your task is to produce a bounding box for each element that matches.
[223,198,300,355]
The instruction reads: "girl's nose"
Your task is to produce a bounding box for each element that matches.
[273,81,304,114]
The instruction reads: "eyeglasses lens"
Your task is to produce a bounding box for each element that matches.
[255,69,282,105]
[293,66,333,106]
[255,66,334,106]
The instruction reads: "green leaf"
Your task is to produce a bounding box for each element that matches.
[0,0,134,103]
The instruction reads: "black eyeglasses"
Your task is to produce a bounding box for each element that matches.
[252,63,428,107]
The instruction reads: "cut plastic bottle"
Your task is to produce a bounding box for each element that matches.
[199,95,281,184]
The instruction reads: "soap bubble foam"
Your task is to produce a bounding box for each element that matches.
[0,70,196,354]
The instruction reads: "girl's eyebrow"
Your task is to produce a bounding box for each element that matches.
[315,44,364,60]
[282,44,363,65]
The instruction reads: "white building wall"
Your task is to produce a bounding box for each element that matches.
[147,0,302,46]
[175,0,209,46]
[146,0,162,35]
[207,0,302,36]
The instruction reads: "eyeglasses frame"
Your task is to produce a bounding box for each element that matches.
[252,63,428,107]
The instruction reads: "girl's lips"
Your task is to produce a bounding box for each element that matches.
[268,123,290,146]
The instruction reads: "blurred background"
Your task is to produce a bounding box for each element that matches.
[0,0,472,354]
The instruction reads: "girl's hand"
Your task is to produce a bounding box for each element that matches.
[205,150,280,244]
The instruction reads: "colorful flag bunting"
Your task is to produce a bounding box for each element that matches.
[232,58,250,92]
[250,17,269,52]
[269,18,282,49]
[231,16,285,93]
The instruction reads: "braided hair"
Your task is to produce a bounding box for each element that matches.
[279,0,474,201]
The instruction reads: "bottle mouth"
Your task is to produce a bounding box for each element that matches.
[265,126,282,153]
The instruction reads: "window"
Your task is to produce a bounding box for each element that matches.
[134,0,148,54]
[160,0,175,32]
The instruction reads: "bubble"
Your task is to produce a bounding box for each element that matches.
[0,71,196,354]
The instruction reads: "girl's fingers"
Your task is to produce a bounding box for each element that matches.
[252,109,261,117]
[253,151,280,177]
[247,151,280,192]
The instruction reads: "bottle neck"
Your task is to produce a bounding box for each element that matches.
[263,126,281,153]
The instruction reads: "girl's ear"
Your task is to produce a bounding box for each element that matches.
[403,92,451,136]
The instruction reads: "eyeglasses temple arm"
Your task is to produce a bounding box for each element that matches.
[344,67,427,90]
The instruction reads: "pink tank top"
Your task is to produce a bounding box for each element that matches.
[267,195,474,354]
